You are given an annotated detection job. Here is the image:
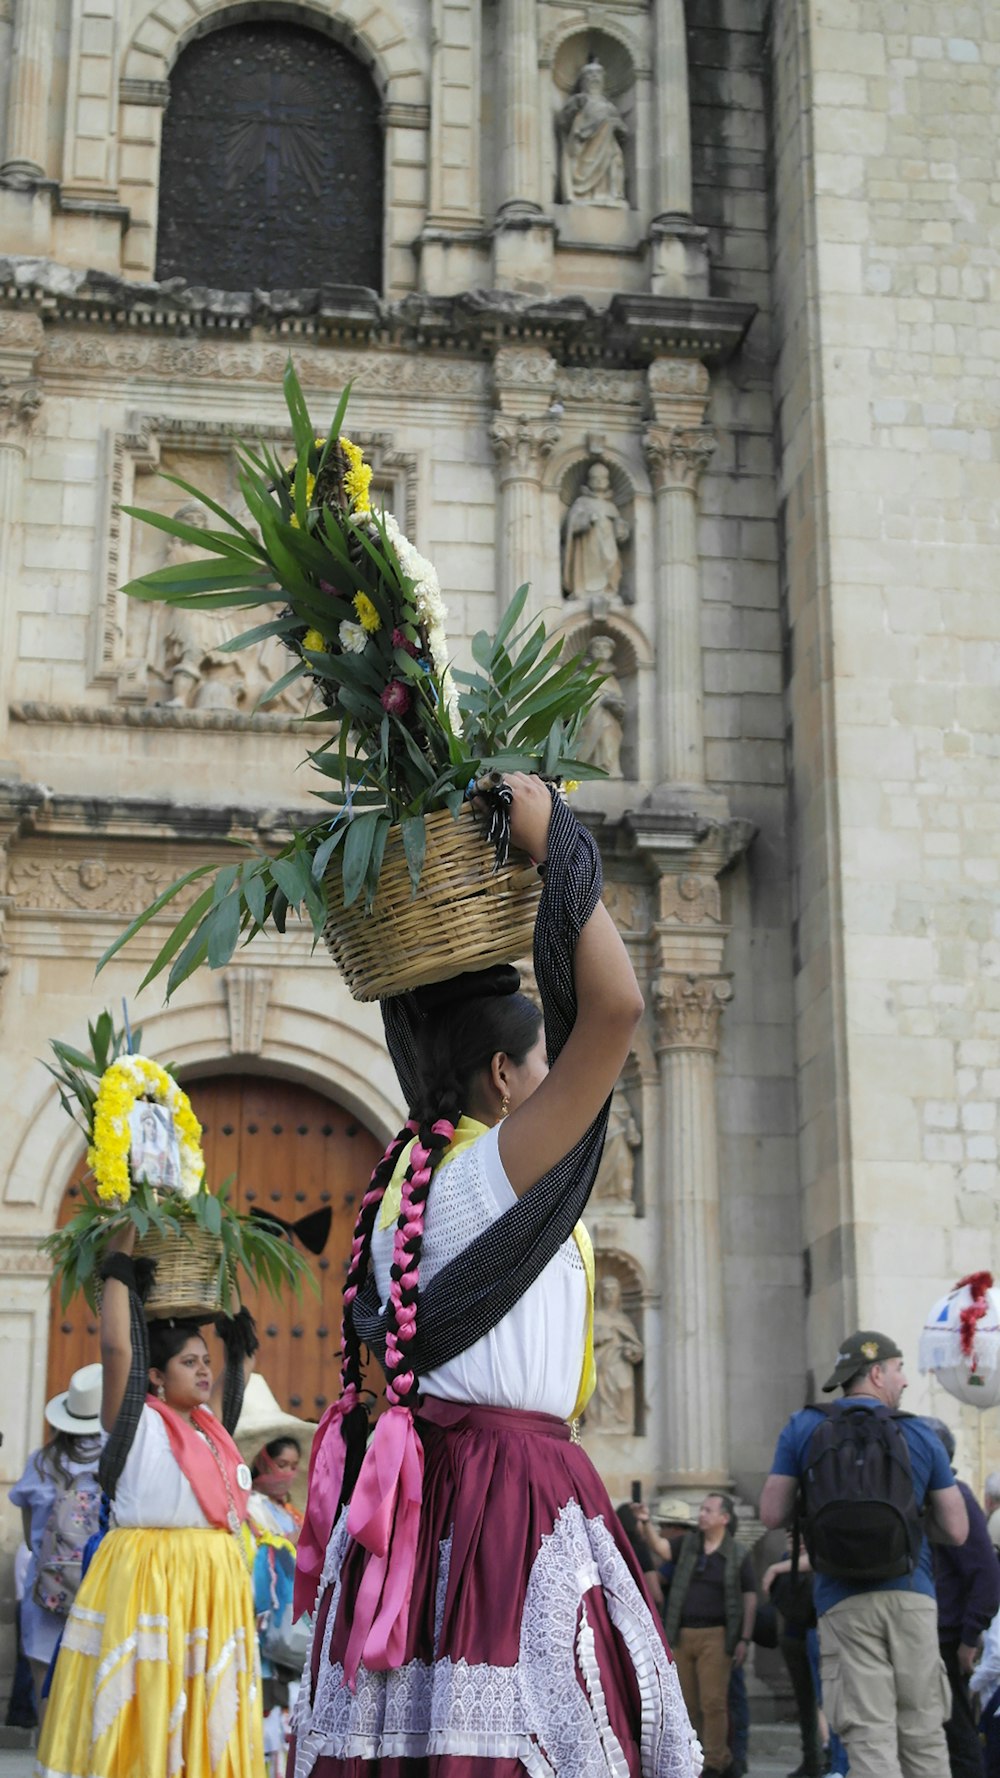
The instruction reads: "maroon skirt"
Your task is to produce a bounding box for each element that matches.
[290,1399,700,1778]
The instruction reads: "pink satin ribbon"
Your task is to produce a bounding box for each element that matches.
[294,1388,358,1620]
[342,1405,424,1689]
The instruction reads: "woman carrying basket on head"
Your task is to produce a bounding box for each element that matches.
[291,774,701,1778]
[34,1229,265,1778]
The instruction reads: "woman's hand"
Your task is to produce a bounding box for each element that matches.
[504,772,553,863]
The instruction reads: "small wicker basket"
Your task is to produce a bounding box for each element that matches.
[323,804,541,1002]
[137,1222,225,1321]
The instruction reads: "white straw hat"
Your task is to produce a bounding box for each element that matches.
[234,1374,317,1510]
[45,1363,103,1436]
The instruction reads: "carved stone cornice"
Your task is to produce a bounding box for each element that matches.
[647,356,711,429]
[9,700,318,735]
[489,413,562,478]
[1,255,756,369]
[642,423,717,494]
[653,973,732,1053]
[492,345,559,403]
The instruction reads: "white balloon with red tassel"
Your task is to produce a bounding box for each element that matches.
[918,1271,1000,1409]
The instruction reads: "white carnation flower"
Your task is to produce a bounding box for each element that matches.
[338,619,368,655]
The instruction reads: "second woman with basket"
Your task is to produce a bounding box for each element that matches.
[291,774,701,1778]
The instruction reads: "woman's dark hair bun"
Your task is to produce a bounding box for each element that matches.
[413,964,520,1015]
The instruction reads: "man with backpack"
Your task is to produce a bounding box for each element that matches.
[759,1329,969,1778]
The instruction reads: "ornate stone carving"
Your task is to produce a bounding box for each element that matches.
[602,879,647,935]
[489,414,562,478]
[592,1084,640,1211]
[557,59,628,207]
[9,700,311,734]
[654,974,732,1052]
[647,359,710,404]
[561,461,630,603]
[0,377,42,440]
[7,855,201,916]
[492,347,559,397]
[658,872,722,927]
[147,504,253,711]
[589,1272,644,1432]
[575,636,626,778]
[40,334,489,398]
[555,368,643,408]
[225,968,272,1056]
[642,424,717,494]
[0,310,45,351]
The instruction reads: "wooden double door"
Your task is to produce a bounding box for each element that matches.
[46,1074,383,1422]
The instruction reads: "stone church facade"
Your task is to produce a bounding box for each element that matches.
[0,0,997,1682]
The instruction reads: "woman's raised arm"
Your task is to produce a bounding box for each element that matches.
[99,1223,136,1432]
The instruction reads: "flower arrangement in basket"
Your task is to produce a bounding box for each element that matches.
[99,362,606,1001]
[42,1011,316,1317]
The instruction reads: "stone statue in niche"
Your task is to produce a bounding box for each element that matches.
[592,1084,640,1210]
[575,636,625,778]
[151,502,249,710]
[562,461,630,604]
[557,59,628,207]
[589,1274,643,1432]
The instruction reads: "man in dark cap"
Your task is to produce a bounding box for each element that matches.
[925,1416,998,1778]
[759,1330,969,1778]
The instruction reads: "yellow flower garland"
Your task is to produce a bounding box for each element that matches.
[88,1055,204,1205]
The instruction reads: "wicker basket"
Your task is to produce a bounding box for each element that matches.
[323,804,541,1002]
[136,1221,225,1320]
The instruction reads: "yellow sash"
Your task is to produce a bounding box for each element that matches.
[378,1117,595,1419]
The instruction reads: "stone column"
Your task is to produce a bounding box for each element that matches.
[0,367,41,985]
[655,969,732,1486]
[490,348,561,614]
[643,360,716,793]
[493,0,554,290]
[1,0,54,182]
[648,0,707,295]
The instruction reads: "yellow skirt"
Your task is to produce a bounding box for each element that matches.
[35,1527,265,1778]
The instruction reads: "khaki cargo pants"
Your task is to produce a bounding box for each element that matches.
[819,1590,951,1778]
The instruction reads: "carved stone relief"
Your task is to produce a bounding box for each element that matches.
[8,853,209,917]
[225,968,272,1056]
[602,878,649,936]
[591,1082,641,1213]
[575,635,627,778]
[100,417,414,722]
[587,1262,644,1435]
[559,455,633,608]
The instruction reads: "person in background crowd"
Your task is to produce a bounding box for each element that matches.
[761,1330,968,1778]
[762,1547,848,1776]
[4,1543,38,1732]
[248,1436,305,1776]
[925,1417,998,1778]
[984,1472,1000,1556]
[8,1364,103,1727]
[617,1500,666,1612]
[663,1492,757,1778]
[35,1225,263,1778]
[971,1597,1000,1778]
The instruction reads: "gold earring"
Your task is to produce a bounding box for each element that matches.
[499,1093,510,1119]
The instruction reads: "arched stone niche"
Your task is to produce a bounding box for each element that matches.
[586,1249,647,1439]
[541,19,650,250]
[558,452,635,610]
[556,612,653,784]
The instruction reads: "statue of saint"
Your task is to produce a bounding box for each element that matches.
[575,636,625,778]
[589,1275,644,1432]
[593,1085,641,1209]
[562,462,630,604]
[153,502,249,710]
[557,59,628,207]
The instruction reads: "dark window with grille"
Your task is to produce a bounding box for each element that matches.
[156,21,383,292]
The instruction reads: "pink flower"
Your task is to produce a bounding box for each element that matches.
[319,580,341,597]
[392,628,418,657]
[380,680,411,717]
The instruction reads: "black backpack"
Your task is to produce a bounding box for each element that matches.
[796,1401,924,1583]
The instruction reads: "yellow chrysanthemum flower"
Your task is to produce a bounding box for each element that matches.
[339,434,373,515]
[353,592,381,634]
[564,780,580,795]
[289,470,317,530]
[302,628,326,654]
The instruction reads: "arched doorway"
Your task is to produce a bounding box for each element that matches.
[46,1074,383,1424]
